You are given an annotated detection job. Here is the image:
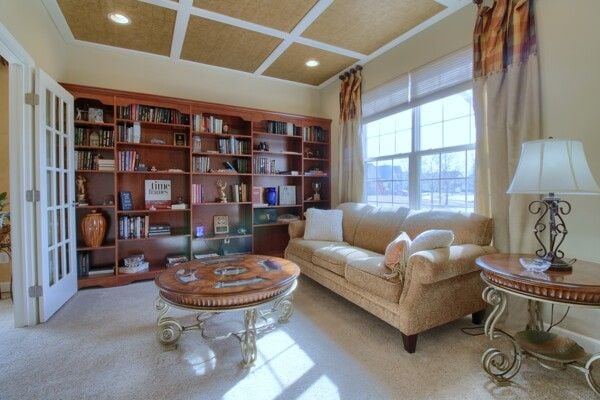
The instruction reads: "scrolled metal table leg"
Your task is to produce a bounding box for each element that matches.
[273,294,294,323]
[155,296,182,349]
[154,297,169,324]
[584,353,600,395]
[240,308,257,368]
[481,286,523,383]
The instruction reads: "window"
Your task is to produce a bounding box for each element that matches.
[363,47,475,211]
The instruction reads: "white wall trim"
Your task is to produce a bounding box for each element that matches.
[0,21,38,327]
[169,0,192,60]
[41,0,75,44]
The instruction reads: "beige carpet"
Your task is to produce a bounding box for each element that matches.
[0,276,596,400]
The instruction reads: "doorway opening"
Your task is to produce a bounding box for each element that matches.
[0,55,13,320]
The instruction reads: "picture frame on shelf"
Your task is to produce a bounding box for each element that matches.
[214,215,229,235]
[174,132,187,146]
[88,108,104,123]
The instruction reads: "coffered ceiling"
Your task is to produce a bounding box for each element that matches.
[44,0,470,87]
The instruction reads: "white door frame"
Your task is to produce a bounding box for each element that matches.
[0,22,38,327]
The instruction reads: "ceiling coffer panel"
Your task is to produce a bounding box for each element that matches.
[302,0,446,55]
[192,0,318,32]
[181,16,282,73]
[57,0,176,56]
[264,43,358,86]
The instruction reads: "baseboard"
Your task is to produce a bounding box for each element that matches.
[543,323,600,354]
[0,281,10,294]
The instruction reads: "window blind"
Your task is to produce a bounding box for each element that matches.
[362,46,472,123]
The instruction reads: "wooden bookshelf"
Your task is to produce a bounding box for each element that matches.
[63,84,331,288]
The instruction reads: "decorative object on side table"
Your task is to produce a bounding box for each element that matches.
[508,138,600,270]
[216,180,228,203]
[311,182,322,201]
[81,209,106,248]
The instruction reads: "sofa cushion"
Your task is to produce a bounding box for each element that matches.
[336,202,374,245]
[304,208,344,242]
[286,239,347,264]
[346,257,402,303]
[408,229,455,255]
[312,245,380,276]
[401,210,493,246]
[352,205,410,254]
[384,232,412,271]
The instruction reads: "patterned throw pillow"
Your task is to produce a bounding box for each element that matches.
[383,232,412,271]
[303,208,344,242]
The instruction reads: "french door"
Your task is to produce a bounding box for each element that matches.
[35,69,77,322]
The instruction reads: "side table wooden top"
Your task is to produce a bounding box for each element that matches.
[476,253,600,306]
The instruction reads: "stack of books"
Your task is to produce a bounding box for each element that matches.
[149,224,171,237]
[117,122,141,143]
[193,113,224,133]
[267,120,297,136]
[218,137,250,155]
[166,254,188,268]
[253,157,276,174]
[119,215,150,239]
[231,183,248,203]
[193,156,210,172]
[119,254,149,274]
[191,184,203,205]
[301,126,326,142]
[97,159,115,171]
[118,150,140,171]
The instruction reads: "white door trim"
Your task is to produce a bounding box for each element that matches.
[0,22,38,327]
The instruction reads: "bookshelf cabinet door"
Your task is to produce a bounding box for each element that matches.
[35,69,77,322]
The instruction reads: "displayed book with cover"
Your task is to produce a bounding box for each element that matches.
[144,180,171,209]
[278,185,296,205]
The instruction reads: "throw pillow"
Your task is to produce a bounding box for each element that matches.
[383,232,412,271]
[303,208,344,242]
[408,229,455,256]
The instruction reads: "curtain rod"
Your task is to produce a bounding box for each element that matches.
[339,65,363,80]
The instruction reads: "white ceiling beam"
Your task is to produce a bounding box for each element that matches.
[169,0,193,60]
[137,0,179,11]
[254,0,335,75]
[295,37,366,60]
[189,7,288,40]
[42,0,75,43]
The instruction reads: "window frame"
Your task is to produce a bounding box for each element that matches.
[363,84,475,211]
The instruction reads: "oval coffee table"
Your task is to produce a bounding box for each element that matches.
[154,255,300,367]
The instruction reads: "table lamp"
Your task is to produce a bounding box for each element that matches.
[507,138,600,271]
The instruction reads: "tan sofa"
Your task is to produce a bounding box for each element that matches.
[284,202,496,353]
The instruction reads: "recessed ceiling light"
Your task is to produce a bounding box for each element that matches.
[108,12,131,25]
[305,59,320,68]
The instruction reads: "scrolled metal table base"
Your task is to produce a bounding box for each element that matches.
[481,286,600,395]
[154,289,295,368]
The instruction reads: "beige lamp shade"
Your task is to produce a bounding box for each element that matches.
[507,139,600,195]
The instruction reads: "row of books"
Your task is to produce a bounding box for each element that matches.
[193,114,225,133]
[118,151,140,171]
[117,123,141,143]
[302,126,327,142]
[118,215,173,239]
[232,159,250,173]
[191,183,203,205]
[253,157,277,174]
[117,104,190,125]
[75,128,114,147]
[266,120,297,136]
[75,151,115,171]
[193,156,210,173]
[231,183,249,203]
[77,252,114,277]
[217,137,250,155]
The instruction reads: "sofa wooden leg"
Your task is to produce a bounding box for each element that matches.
[401,333,418,353]
[472,309,486,325]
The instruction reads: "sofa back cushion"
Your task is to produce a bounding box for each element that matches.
[401,210,493,246]
[336,203,374,245]
[351,205,410,254]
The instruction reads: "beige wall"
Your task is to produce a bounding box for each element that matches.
[0,61,10,284]
[321,1,600,338]
[64,46,322,117]
[0,0,68,79]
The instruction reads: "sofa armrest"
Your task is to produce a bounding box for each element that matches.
[405,244,497,285]
[288,220,305,240]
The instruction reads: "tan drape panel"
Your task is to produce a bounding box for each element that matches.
[338,69,364,203]
[473,0,541,253]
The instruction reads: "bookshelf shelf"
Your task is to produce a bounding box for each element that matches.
[117,142,190,150]
[65,83,330,289]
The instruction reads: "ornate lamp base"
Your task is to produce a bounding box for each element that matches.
[529,194,572,271]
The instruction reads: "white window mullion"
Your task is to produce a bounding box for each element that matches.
[409,107,420,210]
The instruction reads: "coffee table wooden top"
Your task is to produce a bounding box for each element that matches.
[155,255,300,309]
[477,253,600,306]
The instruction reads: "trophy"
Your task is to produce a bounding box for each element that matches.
[216,180,227,203]
[76,175,88,205]
[311,182,322,201]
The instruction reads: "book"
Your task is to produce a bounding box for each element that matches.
[278,185,296,205]
[119,191,133,211]
[144,180,171,209]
